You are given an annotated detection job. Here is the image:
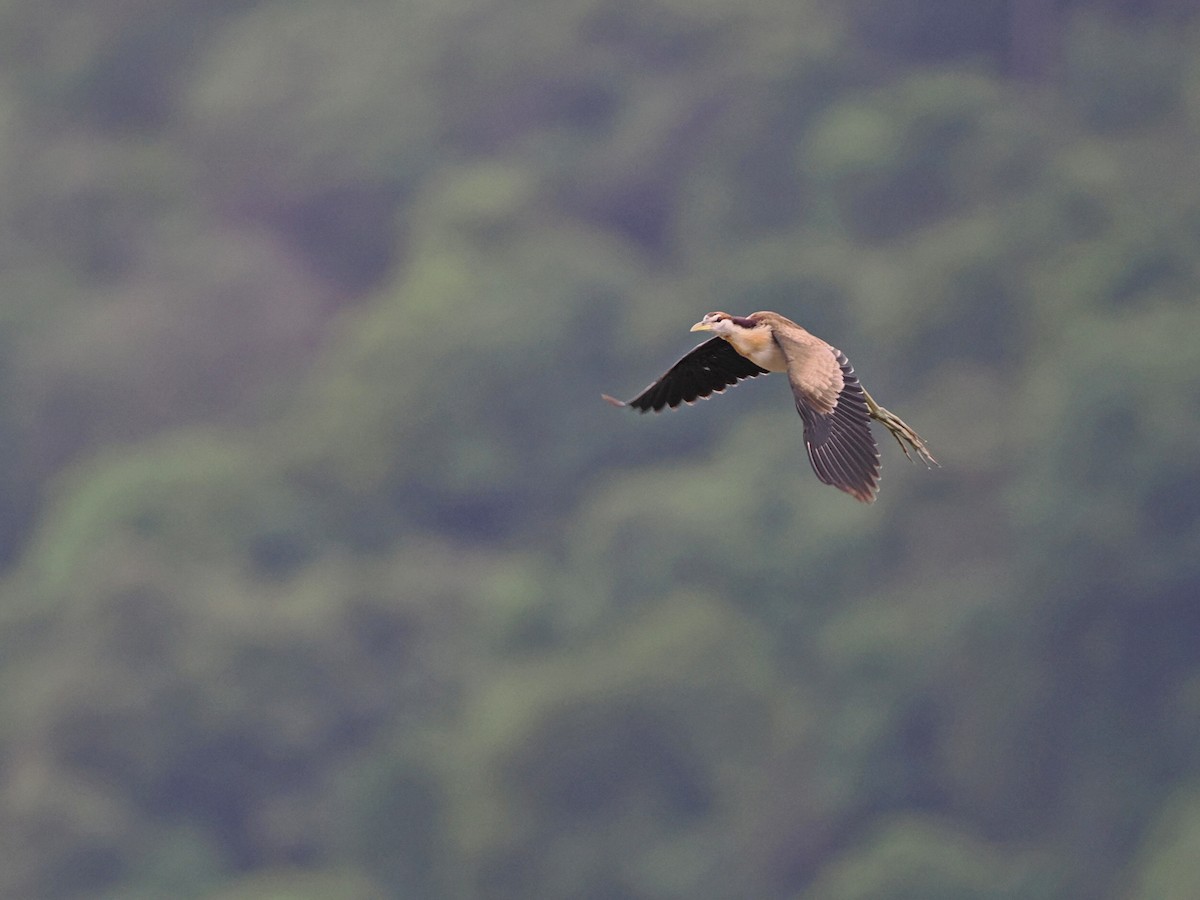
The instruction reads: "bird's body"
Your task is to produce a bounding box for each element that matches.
[603,311,937,503]
[716,318,788,372]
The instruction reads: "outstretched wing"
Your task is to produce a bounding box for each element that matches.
[774,332,881,503]
[603,337,768,413]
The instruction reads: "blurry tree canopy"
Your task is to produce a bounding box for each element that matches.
[0,0,1199,898]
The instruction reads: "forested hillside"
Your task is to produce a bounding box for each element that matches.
[1,1,1199,898]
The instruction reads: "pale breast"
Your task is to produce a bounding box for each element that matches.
[724,328,788,372]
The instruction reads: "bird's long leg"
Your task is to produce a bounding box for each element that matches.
[862,387,939,468]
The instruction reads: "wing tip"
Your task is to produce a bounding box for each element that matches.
[849,484,879,503]
[830,473,880,504]
[601,393,628,408]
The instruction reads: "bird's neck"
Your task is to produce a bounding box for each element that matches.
[722,328,788,372]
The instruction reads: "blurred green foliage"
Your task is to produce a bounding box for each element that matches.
[0,1,1199,898]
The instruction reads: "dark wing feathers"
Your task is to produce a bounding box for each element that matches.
[605,337,768,412]
[794,349,881,503]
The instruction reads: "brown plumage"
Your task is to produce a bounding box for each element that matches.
[603,311,937,503]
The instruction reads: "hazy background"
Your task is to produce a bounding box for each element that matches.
[1,1,1199,898]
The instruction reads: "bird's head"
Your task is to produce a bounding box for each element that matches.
[690,311,760,336]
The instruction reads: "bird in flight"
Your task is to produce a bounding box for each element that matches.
[603,311,937,502]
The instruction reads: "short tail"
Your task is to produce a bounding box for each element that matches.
[863,388,939,468]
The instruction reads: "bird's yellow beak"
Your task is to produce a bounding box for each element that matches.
[690,320,712,332]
